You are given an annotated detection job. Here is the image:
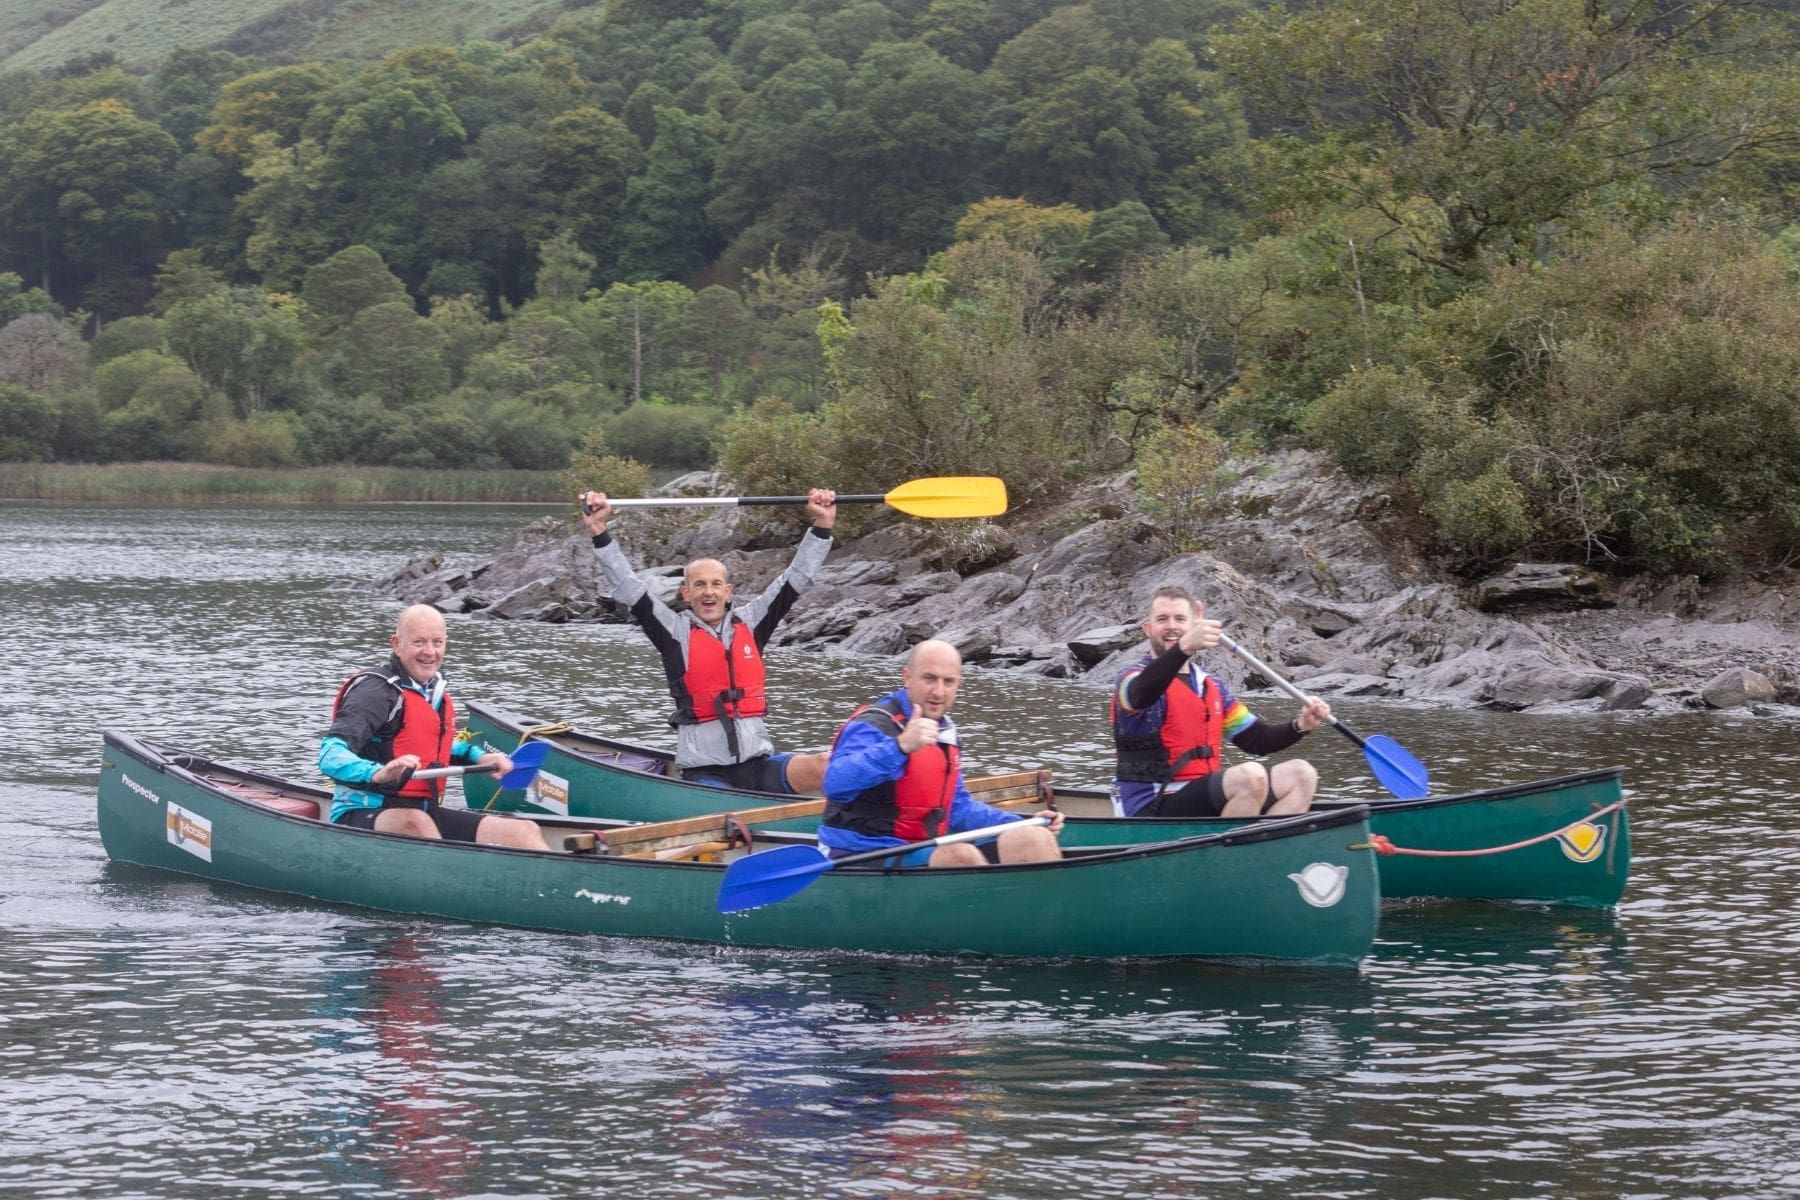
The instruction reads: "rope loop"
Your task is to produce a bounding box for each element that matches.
[1353,798,1628,858]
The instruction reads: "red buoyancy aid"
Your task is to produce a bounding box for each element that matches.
[682,618,768,724]
[822,698,962,842]
[1111,664,1224,785]
[332,671,458,801]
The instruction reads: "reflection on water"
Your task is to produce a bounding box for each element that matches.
[3,502,1800,1198]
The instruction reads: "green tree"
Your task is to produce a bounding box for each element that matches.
[579,280,699,406]
[0,383,59,461]
[539,106,646,279]
[195,63,341,166]
[1212,0,1800,274]
[338,301,450,407]
[464,309,598,413]
[151,48,251,150]
[301,245,410,333]
[0,99,179,309]
[616,106,726,282]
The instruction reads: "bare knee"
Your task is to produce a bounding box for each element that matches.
[478,815,550,850]
[374,809,440,839]
[996,825,1062,863]
[929,844,986,868]
[1268,760,1319,813]
[784,752,828,795]
[1218,763,1271,817]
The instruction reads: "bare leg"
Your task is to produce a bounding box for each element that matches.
[476,814,552,850]
[1265,760,1318,814]
[1216,762,1273,818]
[929,843,986,867]
[995,823,1062,863]
[373,809,441,838]
[783,752,828,795]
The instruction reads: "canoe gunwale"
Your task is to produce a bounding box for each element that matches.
[104,730,1376,878]
[1046,765,1631,824]
[465,700,1628,827]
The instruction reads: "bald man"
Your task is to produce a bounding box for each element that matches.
[819,639,1063,867]
[581,488,836,795]
[319,605,549,848]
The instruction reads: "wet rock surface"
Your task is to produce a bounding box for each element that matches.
[348,457,1800,714]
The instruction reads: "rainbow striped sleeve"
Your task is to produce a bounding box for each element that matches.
[1221,699,1256,740]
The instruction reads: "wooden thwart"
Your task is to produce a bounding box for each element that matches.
[598,770,1051,859]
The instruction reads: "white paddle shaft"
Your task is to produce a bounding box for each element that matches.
[1217,633,1335,726]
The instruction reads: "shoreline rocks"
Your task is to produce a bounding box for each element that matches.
[347,454,1800,715]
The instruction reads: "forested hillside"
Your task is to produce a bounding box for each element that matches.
[0,0,567,73]
[0,0,1795,576]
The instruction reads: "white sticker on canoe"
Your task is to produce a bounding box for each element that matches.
[166,802,213,862]
[1289,862,1347,908]
[529,770,570,817]
[574,889,631,906]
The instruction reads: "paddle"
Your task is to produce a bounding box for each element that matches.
[586,475,1007,520]
[402,740,550,791]
[1217,633,1429,800]
[717,815,1051,914]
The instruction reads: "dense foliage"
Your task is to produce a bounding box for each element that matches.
[0,0,1794,573]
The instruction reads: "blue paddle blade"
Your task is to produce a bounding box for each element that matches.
[497,740,551,790]
[1362,733,1429,799]
[717,844,835,914]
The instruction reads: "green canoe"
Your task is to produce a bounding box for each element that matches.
[97,731,1380,965]
[463,700,1631,908]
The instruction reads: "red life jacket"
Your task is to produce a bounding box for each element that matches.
[681,617,768,725]
[1111,662,1224,785]
[822,697,961,841]
[332,670,458,801]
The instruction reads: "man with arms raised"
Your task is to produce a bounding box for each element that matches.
[820,639,1063,866]
[320,604,550,848]
[580,488,835,795]
[1112,585,1330,819]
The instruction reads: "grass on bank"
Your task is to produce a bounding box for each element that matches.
[0,462,571,505]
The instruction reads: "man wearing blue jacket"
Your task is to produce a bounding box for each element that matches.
[819,639,1063,867]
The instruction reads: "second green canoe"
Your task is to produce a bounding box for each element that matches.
[464,699,1631,908]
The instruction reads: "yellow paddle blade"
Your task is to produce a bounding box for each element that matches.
[881,475,1008,519]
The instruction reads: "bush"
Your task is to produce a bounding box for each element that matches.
[1303,365,1442,478]
[604,402,723,468]
[0,384,58,461]
[201,413,301,467]
[99,401,186,463]
[487,399,574,470]
[1135,421,1237,552]
[90,317,167,364]
[54,392,104,461]
[1424,468,1535,558]
[559,425,650,499]
[297,393,389,466]
[716,396,829,498]
[374,405,493,469]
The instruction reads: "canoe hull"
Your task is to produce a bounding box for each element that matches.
[464,701,1629,908]
[98,732,1380,965]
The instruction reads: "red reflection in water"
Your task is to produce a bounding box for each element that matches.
[365,933,481,1197]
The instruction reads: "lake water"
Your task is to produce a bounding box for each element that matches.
[3,502,1798,1199]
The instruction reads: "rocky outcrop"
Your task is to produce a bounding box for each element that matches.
[349,457,1800,715]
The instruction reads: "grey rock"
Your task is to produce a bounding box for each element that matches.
[1701,667,1778,709]
[1470,562,1615,612]
[1066,624,1141,666]
[356,449,1800,715]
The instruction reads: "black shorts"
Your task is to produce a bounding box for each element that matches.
[683,754,794,795]
[1142,773,1277,818]
[336,801,487,841]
